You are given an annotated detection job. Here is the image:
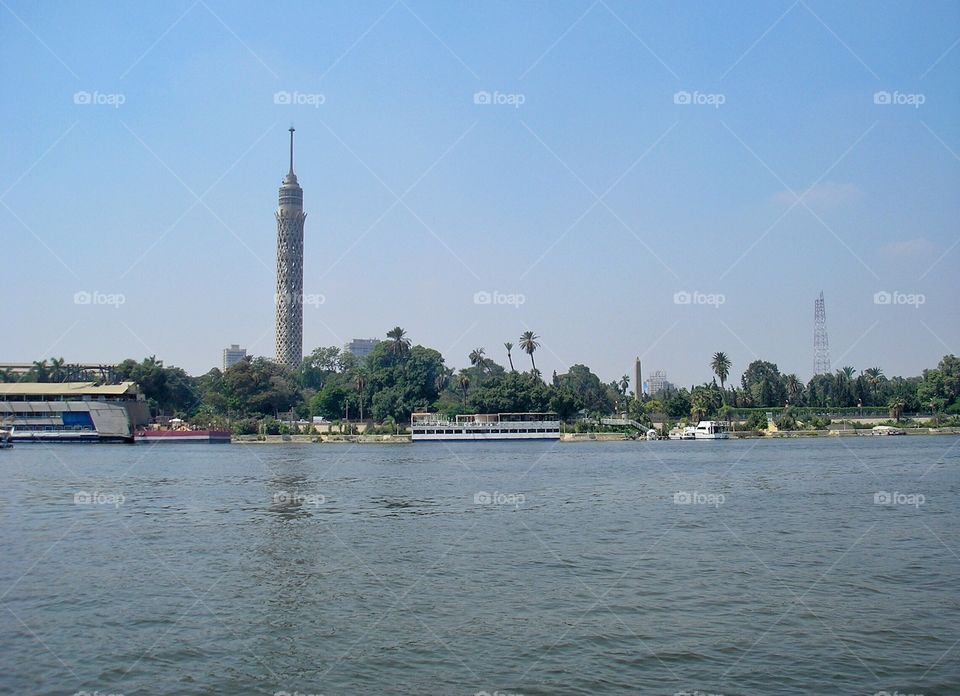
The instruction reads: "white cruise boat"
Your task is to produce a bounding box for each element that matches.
[0,381,149,443]
[694,420,729,439]
[411,412,561,441]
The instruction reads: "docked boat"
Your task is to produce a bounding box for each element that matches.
[645,428,659,441]
[872,425,905,436]
[668,425,697,440]
[694,420,730,440]
[136,420,231,443]
[411,412,561,441]
[0,381,149,443]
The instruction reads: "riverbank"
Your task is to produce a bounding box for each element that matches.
[234,433,411,444]
[229,427,960,444]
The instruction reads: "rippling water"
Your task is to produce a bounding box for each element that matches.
[0,438,958,695]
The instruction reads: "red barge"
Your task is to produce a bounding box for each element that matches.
[136,419,231,443]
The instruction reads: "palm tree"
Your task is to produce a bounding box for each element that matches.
[711,352,731,395]
[435,369,450,394]
[469,348,486,388]
[888,397,905,423]
[519,331,540,372]
[354,370,368,422]
[690,390,709,422]
[619,375,630,397]
[457,373,471,405]
[469,348,486,369]
[840,366,856,380]
[504,342,515,372]
[30,360,50,383]
[386,326,411,355]
[785,374,803,404]
[863,367,884,401]
[49,357,66,383]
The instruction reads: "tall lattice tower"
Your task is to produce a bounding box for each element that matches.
[813,291,831,375]
[275,127,307,369]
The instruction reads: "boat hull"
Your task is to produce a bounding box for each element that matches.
[11,431,118,443]
[413,431,560,442]
[136,430,232,443]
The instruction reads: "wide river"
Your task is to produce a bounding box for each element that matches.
[0,438,957,695]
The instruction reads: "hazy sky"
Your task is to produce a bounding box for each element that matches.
[3,0,958,386]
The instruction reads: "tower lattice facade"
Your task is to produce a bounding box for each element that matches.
[814,291,831,376]
[275,128,306,369]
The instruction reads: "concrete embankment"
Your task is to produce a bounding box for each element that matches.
[231,427,958,444]
[234,434,411,444]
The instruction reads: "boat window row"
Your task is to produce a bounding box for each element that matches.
[5,412,66,418]
[11,425,94,432]
[414,428,560,435]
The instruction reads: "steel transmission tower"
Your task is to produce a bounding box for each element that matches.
[813,291,831,375]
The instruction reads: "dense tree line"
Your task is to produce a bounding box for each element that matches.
[8,336,959,427]
[645,353,960,425]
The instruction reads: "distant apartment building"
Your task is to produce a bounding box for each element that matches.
[222,344,247,371]
[346,338,380,359]
[647,370,674,396]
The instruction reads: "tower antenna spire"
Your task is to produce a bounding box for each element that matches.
[288,126,295,175]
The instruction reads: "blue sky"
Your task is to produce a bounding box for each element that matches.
[3,0,958,386]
